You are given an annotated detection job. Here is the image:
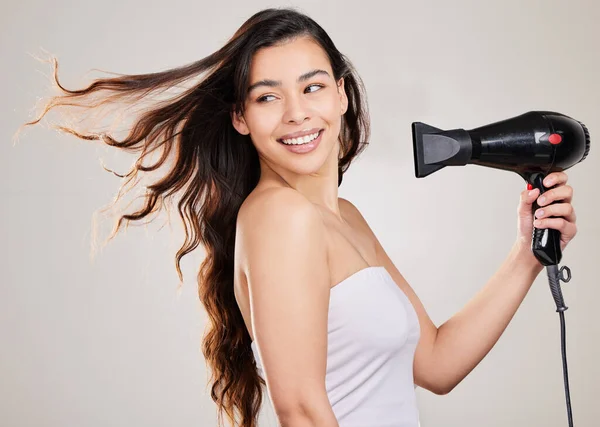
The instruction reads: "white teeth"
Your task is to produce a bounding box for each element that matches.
[281,131,320,145]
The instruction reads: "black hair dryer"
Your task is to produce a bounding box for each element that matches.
[412,111,590,266]
[411,111,590,427]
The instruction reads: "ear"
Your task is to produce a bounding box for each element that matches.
[337,77,349,115]
[231,108,250,135]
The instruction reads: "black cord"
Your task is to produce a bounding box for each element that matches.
[546,264,573,426]
[559,309,573,427]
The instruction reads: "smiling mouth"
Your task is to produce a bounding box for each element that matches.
[277,129,324,145]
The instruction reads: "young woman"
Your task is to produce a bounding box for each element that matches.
[20,7,578,427]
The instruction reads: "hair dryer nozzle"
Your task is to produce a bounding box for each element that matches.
[412,122,472,178]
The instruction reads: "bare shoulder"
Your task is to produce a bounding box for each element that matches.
[338,196,373,233]
[236,186,327,280]
[237,187,326,256]
[338,196,360,218]
[239,186,320,224]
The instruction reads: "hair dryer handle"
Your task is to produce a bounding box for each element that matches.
[530,173,562,266]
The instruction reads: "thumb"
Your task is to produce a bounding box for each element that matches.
[518,187,539,217]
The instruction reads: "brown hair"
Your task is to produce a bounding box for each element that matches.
[17,7,370,427]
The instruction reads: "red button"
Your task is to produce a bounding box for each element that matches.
[527,183,533,190]
[549,133,562,144]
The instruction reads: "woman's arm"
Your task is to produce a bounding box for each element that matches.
[427,242,542,394]
[238,187,339,426]
[340,197,543,395]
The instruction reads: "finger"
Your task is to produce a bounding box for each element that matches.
[526,187,540,199]
[533,217,577,236]
[543,171,568,188]
[519,188,540,211]
[537,185,574,206]
[534,202,576,223]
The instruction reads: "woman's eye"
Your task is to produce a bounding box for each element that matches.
[257,94,275,103]
[305,84,324,93]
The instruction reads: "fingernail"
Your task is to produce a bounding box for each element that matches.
[536,209,544,218]
[528,190,536,197]
[539,196,546,204]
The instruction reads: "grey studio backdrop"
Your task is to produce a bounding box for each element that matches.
[2,0,599,426]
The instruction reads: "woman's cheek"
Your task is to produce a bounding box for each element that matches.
[249,110,279,139]
[312,98,338,122]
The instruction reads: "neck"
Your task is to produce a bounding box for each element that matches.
[258,142,342,219]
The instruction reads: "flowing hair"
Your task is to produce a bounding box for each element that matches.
[17,7,370,427]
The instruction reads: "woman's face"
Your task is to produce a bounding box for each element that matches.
[232,36,348,178]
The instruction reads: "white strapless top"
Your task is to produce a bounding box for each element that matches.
[251,266,421,427]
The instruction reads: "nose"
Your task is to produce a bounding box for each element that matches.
[282,94,309,124]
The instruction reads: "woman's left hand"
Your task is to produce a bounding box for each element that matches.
[516,171,578,253]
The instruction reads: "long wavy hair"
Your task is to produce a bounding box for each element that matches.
[18,7,370,427]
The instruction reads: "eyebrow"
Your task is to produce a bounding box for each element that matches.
[247,69,331,94]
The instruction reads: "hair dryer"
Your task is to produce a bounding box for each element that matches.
[412,111,590,266]
[411,110,590,427]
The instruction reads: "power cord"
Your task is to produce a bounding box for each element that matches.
[546,264,573,427]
